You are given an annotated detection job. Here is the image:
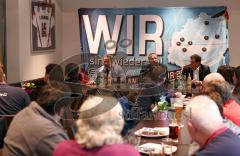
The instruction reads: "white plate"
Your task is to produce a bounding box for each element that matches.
[134,127,169,138]
[138,143,177,155]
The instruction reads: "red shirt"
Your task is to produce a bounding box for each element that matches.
[223,99,240,126]
[53,140,140,156]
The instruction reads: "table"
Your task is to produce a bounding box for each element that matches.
[130,119,190,156]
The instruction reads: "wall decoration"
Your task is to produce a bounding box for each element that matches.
[31,0,55,52]
[78,7,229,79]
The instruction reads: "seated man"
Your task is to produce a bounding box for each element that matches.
[0,68,31,148]
[140,53,167,83]
[182,54,210,85]
[185,96,240,156]
[0,68,30,115]
[3,82,70,156]
[89,54,126,84]
[137,53,167,118]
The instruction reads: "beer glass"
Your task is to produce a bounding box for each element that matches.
[169,119,179,140]
[174,103,183,125]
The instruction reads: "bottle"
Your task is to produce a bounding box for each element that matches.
[95,76,100,86]
[181,74,187,90]
[187,73,192,90]
[174,78,179,90]
[99,72,105,88]
[107,74,112,87]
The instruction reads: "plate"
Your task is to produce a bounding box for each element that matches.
[138,143,177,155]
[134,127,169,138]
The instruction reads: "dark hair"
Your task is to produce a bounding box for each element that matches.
[233,66,240,97]
[65,63,81,82]
[190,54,201,63]
[45,64,64,82]
[217,65,234,84]
[36,81,71,115]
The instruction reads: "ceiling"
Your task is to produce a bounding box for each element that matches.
[61,0,240,12]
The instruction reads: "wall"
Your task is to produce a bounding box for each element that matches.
[62,12,80,60]
[0,0,4,63]
[6,0,62,83]
[61,0,240,67]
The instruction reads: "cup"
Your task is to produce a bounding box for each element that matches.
[169,119,179,140]
[174,103,183,125]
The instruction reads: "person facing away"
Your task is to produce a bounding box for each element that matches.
[65,63,81,83]
[3,81,70,156]
[202,73,240,126]
[53,96,140,156]
[182,54,210,85]
[201,82,240,136]
[44,63,64,84]
[89,54,126,84]
[232,66,240,99]
[185,96,240,156]
[0,68,30,115]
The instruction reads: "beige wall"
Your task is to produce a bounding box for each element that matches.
[6,0,62,83]
[62,12,80,60]
[61,0,240,67]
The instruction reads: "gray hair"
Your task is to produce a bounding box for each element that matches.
[203,73,225,83]
[75,96,124,149]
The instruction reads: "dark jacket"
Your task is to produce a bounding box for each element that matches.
[182,64,210,81]
[196,129,240,156]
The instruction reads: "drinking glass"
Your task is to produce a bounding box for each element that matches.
[174,103,183,125]
[169,118,179,140]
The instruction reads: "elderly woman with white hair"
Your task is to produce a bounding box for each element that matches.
[54,96,140,156]
[185,96,240,156]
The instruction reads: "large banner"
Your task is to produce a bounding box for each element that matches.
[78,7,229,79]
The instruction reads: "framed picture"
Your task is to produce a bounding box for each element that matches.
[31,0,55,52]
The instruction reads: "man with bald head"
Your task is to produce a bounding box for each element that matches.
[185,96,240,156]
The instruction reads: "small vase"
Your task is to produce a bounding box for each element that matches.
[156,110,168,121]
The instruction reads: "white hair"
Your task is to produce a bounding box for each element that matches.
[185,95,223,132]
[203,73,225,83]
[75,96,124,149]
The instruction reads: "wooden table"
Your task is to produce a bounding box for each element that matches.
[130,119,190,156]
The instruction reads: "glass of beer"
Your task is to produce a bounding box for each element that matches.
[174,103,183,125]
[169,119,179,139]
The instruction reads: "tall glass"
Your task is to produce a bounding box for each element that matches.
[174,103,183,125]
[169,119,179,140]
